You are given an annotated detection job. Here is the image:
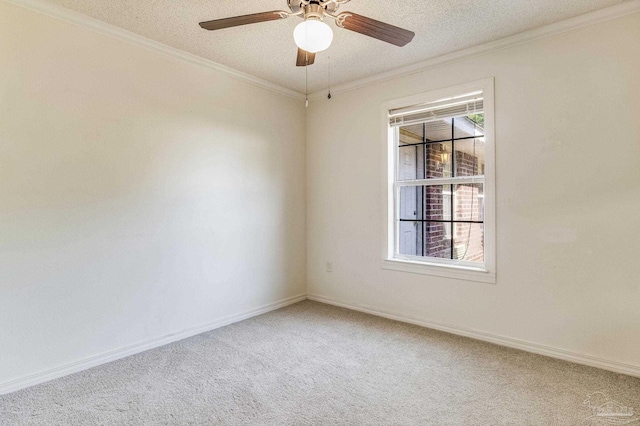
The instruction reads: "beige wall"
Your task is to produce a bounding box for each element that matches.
[307,13,640,368]
[1,0,639,392]
[0,2,306,387]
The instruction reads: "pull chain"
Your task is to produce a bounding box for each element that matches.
[305,62,309,108]
[327,56,332,100]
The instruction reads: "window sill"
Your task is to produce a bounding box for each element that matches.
[382,258,496,284]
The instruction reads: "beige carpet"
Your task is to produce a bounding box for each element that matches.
[1,300,639,425]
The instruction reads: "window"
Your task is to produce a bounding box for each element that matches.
[381,79,495,283]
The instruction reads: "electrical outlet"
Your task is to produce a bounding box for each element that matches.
[326,261,333,272]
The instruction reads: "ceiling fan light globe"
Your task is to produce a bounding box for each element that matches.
[294,20,333,53]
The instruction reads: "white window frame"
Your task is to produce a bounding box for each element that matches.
[380,78,496,284]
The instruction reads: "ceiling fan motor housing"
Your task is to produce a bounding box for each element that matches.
[288,0,340,16]
[304,4,325,21]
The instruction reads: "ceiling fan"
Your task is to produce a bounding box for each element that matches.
[199,0,415,67]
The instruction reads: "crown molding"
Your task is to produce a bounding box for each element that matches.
[1,0,306,100]
[3,0,639,107]
[309,0,640,100]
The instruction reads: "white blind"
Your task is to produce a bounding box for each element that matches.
[389,92,483,127]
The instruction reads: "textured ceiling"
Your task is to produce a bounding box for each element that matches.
[42,0,629,93]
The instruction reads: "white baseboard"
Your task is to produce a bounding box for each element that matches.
[5,292,637,395]
[308,294,640,378]
[0,294,307,395]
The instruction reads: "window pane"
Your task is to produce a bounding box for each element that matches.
[453,223,484,263]
[425,142,452,178]
[398,221,422,256]
[453,183,484,221]
[398,186,422,220]
[424,221,452,259]
[399,125,423,145]
[453,114,484,139]
[400,185,453,221]
[454,138,484,177]
[398,145,424,180]
[425,119,452,142]
[424,185,452,221]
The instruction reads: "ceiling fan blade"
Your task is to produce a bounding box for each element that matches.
[296,48,316,67]
[199,11,288,31]
[335,12,414,47]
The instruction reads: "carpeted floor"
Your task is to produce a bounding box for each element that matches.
[1,300,639,425]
